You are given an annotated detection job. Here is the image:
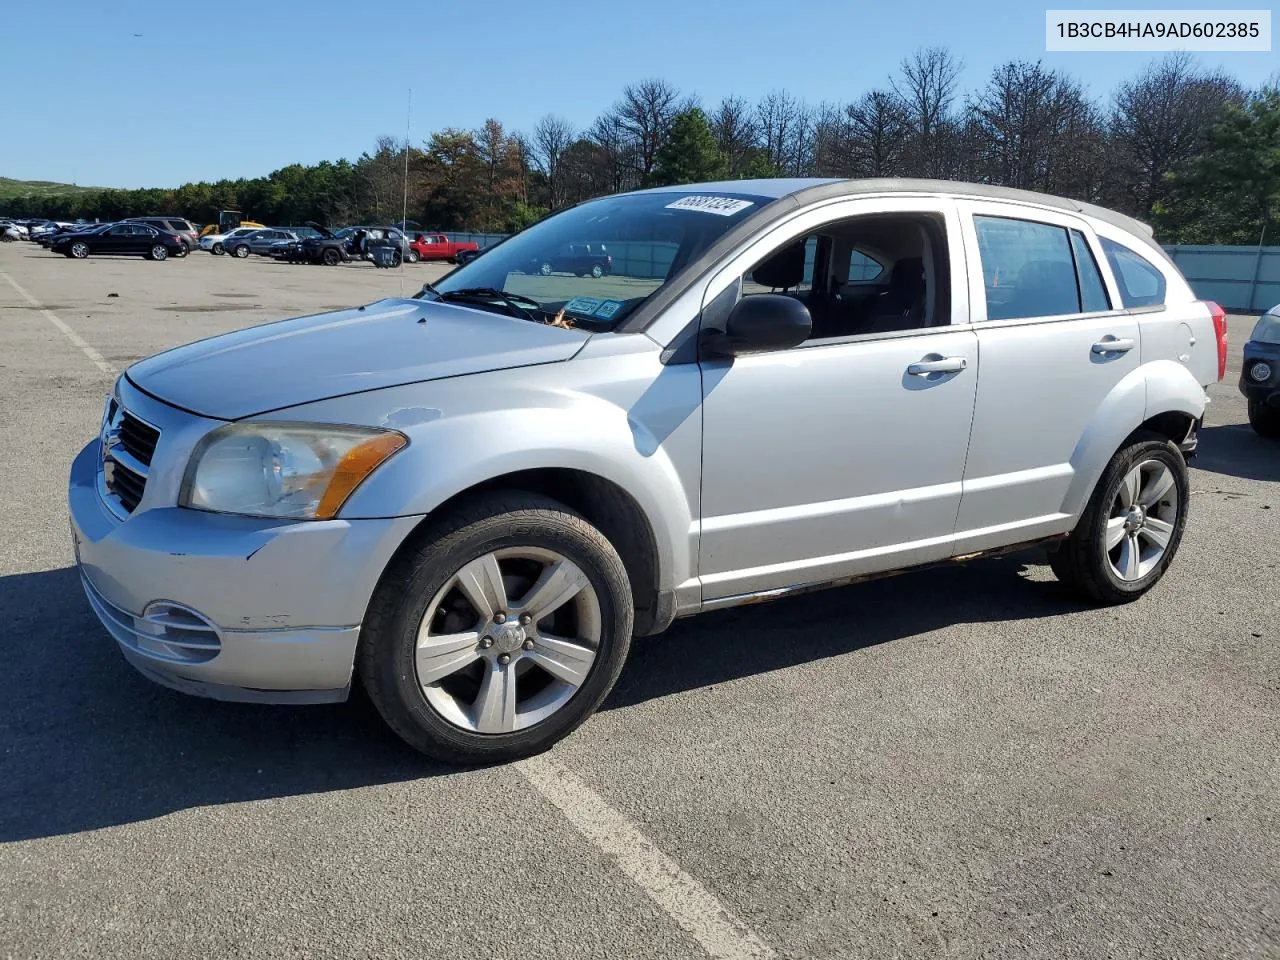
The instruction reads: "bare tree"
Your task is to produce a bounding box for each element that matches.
[755,89,809,174]
[532,114,576,208]
[1107,51,1243,216]
[845,89,908,177]
[615,79,682,181]
[808,101,850,176]
[587,112,635,194]
[969,60,1101,195]
[893,46,963,178]
[709,96,759,176]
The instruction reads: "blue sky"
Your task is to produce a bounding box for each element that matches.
[2,0,1275,189]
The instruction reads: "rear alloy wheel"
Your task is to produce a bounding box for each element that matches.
[322,247,341,266]
[405,249,420,264]
[1248,399,1280,439]
[590,263,604,279]
[539,262,553,276]
[359,492,633,764]
[149,244,168,261]
[233,244,250,259]
[70,242,90,259]
[1050,431,1189,604]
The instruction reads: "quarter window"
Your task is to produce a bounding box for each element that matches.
[974,216,1105,321]
[1100,237,1166,308]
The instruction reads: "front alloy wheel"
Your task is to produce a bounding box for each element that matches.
[418,548,600,733]
[359,493,633,763]
[70,242,90,259]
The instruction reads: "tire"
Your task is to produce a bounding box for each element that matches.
[590,263,604,279]
[233,244,250,259]
[70,242,90,259]
[406,249,420,264]
[1049,430,1189,605]
[1248,398,1280,439]
[148,244,168,261]
[211,243,224,255]
[539,262,553,276]
[358,492,634,764]
[321,247,341,266]
[391,250,402,268]
[179,241,190,256]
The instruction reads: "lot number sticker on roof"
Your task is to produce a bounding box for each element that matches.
[665,196,754,216]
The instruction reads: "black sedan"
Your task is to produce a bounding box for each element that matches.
[51,222,187,261]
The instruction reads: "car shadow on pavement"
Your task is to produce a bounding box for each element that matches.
[608,551,1085,710]
[1192,424,1280,483]
[2,553,1083,842]
[0,567,440,843]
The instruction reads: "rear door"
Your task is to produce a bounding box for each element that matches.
[131,224,159,254]
[953,200,1138,551]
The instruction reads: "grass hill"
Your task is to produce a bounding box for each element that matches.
[0,177,108,201]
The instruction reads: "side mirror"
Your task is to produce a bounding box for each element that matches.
[703,294,812,357]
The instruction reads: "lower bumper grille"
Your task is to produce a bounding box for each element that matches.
[81,575,222,664]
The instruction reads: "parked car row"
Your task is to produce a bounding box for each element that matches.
[7,210,497,269]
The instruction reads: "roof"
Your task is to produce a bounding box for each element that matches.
[633,176,1161,253]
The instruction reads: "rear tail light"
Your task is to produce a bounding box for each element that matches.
[1207,301,1227,381]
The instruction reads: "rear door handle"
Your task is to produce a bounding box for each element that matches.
[1092,336,1136,354]
[907,356,967,376]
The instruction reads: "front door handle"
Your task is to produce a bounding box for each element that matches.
[907,356,968,376]
[1092,336,1136,355]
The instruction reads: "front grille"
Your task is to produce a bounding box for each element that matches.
[106,460,146,512]
[101,402,161,517]
[118,412,159,465]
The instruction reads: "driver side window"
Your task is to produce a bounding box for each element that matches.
[733,212,949,343]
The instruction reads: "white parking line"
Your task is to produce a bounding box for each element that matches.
[516,754,776,960]
[0,269,115,376]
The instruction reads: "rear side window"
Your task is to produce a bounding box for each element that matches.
[1100,237,1166,308]
[974,216,1106,321]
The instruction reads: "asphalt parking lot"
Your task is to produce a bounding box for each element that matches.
[0,242,1276,959]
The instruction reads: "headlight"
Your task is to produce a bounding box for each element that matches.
[180,423,407,519]
[1251,313,1280,345]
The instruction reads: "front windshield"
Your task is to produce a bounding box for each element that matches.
[430,190,773,329]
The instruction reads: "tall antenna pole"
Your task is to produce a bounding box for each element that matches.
[401,87,412,291]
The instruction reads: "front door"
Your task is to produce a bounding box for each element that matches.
[696,197,979,601]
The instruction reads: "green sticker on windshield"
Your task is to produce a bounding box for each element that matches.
[593,300,623,319]
[564,296,602,315]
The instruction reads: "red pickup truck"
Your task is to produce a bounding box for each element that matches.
[408,232,480,264]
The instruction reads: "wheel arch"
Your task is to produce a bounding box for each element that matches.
[1061,360,1206,519]
[373,467,672,637]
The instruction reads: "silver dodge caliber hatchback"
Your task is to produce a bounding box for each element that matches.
[69,178,1228,763]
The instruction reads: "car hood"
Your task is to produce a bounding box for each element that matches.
[125,298,591,419]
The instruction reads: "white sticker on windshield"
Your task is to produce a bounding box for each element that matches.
[664,196,754,216]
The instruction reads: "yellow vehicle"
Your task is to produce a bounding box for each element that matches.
[197,210,265,237]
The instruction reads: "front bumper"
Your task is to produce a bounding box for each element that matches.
[69,430,421,704]
[1240,340,1280,406]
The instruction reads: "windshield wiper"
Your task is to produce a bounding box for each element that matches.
[435,287,543,323]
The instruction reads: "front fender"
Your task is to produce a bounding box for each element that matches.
[1061,360,1207,519]
[291,361,702,595]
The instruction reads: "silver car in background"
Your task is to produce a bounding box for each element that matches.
[69,178,1226,764]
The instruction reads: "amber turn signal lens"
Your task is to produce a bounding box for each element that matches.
[314,432,407,519]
